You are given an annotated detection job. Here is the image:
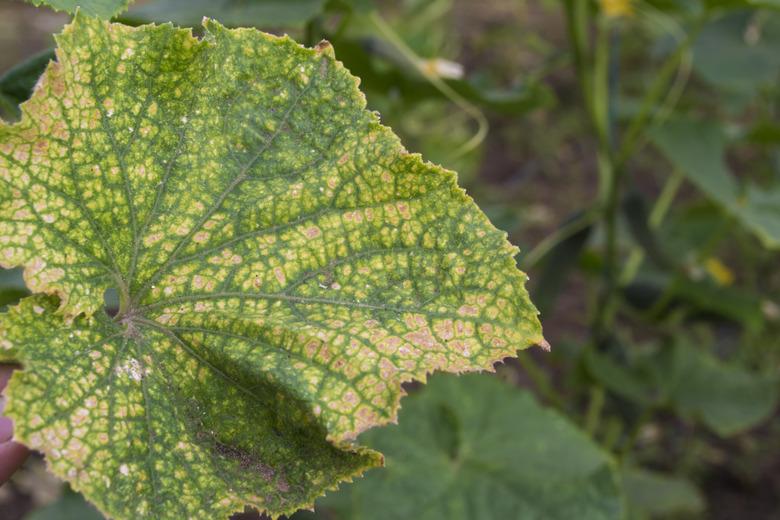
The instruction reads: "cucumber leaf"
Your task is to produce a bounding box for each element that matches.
[651,118,780,249]
[307,373,625,520]
[25,0,133,19]
[0,14,542,520]
[122,0,326,28]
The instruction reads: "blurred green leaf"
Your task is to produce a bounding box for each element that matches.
[651,118,780,249]
[693,11,780,93]
[25,489,104,520]
[307,373,625,520]
[0,268,30,309]
[746,119,780,145]
[640,0,704,13]
[704,0,780,11]
[668,341,779,436]
[327,36,554,116]
[532,215,592,315]
[670,277,764,331]
[122,0,326,27]
[623,269,762,329]
[25,0,132,18]
[586,338,778,436]
[660,203,727,256]
[324,0,374,14]
[622,192,675,272]
[584,346,671,407]
[0,48,55,122]
[621,466,705,519]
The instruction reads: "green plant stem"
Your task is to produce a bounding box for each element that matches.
[602,417,624,452]
[521,208,598,269]
[585,385,605,436]
[516,353,564,409]
[619,407,654,457]
[620,171,683,285]
[563,3,617,343]
[562,3,700,343]
[369,11,488,158]
[564,0,592,106]
[615,23,700,168]
[589,16,623,344]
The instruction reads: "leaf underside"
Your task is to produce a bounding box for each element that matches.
[0,15,542,520]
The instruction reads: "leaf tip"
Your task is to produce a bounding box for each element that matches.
[314,40,334,57]
[536,338,552,352]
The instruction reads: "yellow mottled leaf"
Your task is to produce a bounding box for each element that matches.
[0,14,542,520]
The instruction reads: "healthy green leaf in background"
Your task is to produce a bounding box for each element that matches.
[0,268,30,309]
[121,0,326,28]
[0,49,56,122]
[693,11,780,94]
[651,118,780,249]
[621,466,705,519]
[25,0,133,19]
[25,488,104,520]
[0,13,542,520]
[667,341,779,436]
[586,340,779,436]
[703,0,780,12]
[300,373,624,520]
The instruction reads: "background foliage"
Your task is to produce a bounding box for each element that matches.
[1,0,779,518]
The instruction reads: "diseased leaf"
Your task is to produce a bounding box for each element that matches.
[25,0,133,19]
[307,373,625,520]
[6,295,377,518]
[0,14,542,520]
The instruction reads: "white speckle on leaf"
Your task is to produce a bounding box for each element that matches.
[116,358,147,382]
[33,305,45,314]
[119,464,130,476]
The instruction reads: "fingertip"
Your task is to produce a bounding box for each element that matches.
[0,441,29,484]
[0,416,12,442]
